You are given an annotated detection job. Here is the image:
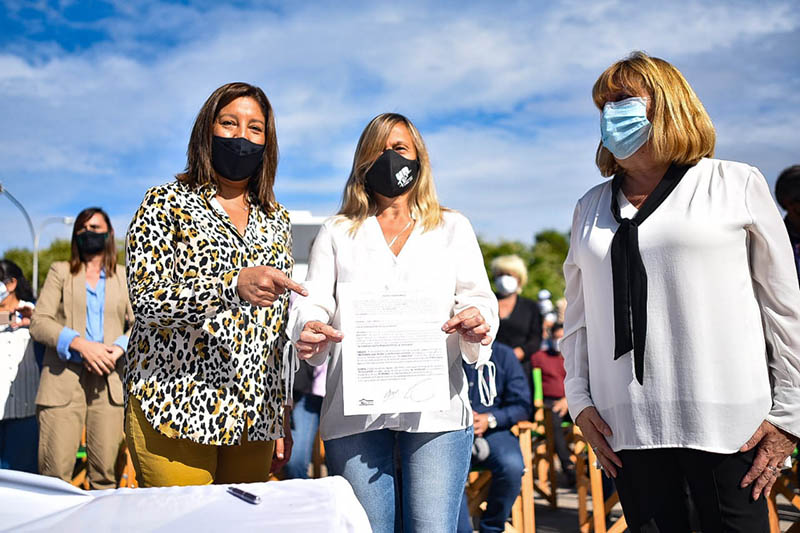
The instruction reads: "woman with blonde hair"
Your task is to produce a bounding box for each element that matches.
[563,51,800,531]
[290,112,498,532]
[491,255,543,359]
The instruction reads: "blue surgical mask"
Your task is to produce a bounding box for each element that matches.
[0,282,8,304]
[600,97,652,160]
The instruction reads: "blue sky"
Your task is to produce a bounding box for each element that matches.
[1,0,798,253]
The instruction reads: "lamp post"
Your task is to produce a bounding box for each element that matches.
[33,217,74,298]
[0,182,36,290]
[0,182,73,298]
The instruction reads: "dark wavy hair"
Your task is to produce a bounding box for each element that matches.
[775,165,800,209]
[0,259,34,302]
[69,207,117,276]
[177,82,279,212]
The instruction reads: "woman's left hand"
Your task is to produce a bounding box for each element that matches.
[270,410,293,475]
[442,306,492,345]
[740,420,798,500]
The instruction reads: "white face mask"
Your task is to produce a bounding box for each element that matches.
[0,281,8,304]
[495,275,519,297]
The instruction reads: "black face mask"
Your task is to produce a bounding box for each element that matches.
[211,136,265,181]
[364,149,420,198]
[76,230,108,255]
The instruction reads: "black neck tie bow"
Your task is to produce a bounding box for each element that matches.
[610,163,691,384]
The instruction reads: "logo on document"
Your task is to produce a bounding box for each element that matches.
[358,398,374,407]
[395,166,413,187]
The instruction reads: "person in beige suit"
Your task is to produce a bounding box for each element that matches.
[31,207,133,489]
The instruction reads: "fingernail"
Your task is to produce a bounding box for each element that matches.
[277,453,283,459]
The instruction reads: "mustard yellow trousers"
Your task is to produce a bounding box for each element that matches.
[125,397,274,487]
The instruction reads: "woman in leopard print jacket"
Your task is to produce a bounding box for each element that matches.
[124,82,306,487]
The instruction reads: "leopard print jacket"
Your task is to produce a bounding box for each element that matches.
[125,180,293,445]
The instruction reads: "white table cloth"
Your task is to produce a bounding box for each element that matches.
[0,470,371,532]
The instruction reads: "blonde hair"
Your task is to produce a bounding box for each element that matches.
[337,113,444,234]
[490,254,528,289]
[592,51,716,177]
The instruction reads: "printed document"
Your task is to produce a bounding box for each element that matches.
[338,283,450,415]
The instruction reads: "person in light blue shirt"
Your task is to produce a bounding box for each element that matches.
[55,268,128,364]
[31,207,134,489]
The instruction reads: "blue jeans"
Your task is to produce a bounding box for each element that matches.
[284,394,323,479]
[457,430,524,533]
[0,416,38,473]
[325,427,473,533]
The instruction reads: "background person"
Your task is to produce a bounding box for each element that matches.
[530,322,575,485]
[290,112,498,533]
[563,51,800,532]
[0,259,38,473]
[31,207,133,489]
[774,164,800,283]
[457,341,531,533]
[283,358,327,479]
[492,255,542,403]
[125,82,305,487]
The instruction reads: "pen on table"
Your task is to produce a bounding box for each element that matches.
[227,486,262,505]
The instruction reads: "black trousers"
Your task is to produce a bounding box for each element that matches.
[543,397,574,472]
[613,447,769,533]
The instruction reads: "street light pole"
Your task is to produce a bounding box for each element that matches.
[1,182,74,298]
[0,182,36,293]
[0,181,36,255]
[33,217,75,298]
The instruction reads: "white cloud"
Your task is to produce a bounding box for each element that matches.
[1,0,798,253]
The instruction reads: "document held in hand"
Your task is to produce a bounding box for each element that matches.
[338,282,451,415]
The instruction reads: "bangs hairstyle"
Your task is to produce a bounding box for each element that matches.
[592,51,716,177]
[70,207,117,276]
[337,113,444,234]
[177,82,279,212]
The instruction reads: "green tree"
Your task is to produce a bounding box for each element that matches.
[3,239,126,295]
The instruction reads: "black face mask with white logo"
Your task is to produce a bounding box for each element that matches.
[364,149,420,198]
[211,136,265,182]
[76,230,108,255]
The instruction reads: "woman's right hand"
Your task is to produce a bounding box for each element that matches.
[71,337,117,375]
[296,321,343,360]
[575,406,623,477]
[237,266,308,307]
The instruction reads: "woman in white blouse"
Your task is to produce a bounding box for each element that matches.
[563,51,800,532]
[0,259,38,473]
[290,113,498,533]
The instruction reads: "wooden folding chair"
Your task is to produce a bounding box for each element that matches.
[464,422,536,533]
[70,427,89,489]
[72,426,138,489]
[311,429,326,478]
[529,368,559,508]
[768,451,800,533]
[573,426,627,533]
[116,441,138,488]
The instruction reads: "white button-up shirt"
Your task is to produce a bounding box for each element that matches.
[289,211,498,441]
[563,158,800,453]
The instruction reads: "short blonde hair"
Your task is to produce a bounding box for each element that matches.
[337,113,444,234]
[592,51,716,177]
[490,255,528,288]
